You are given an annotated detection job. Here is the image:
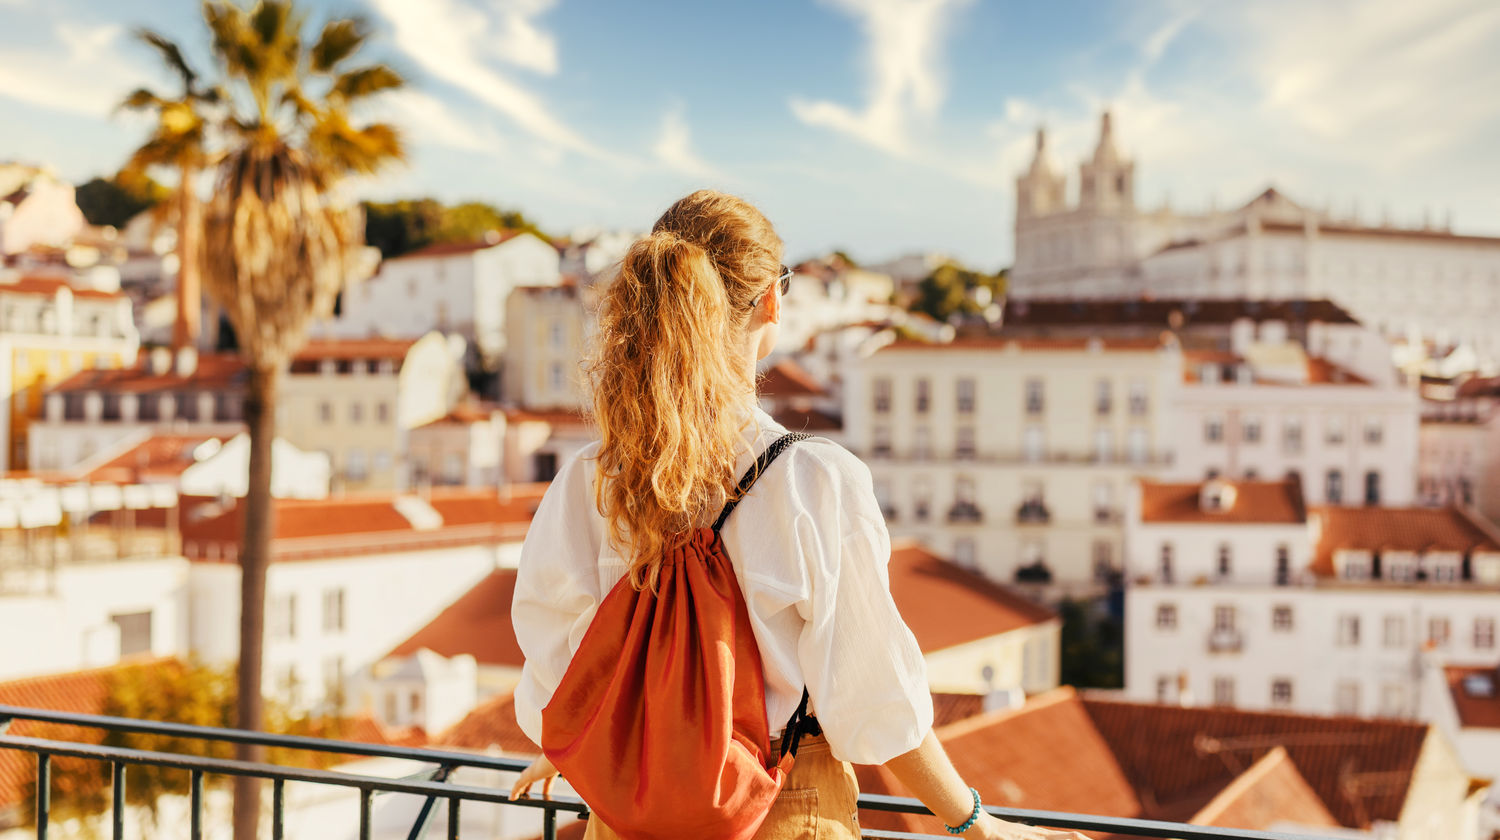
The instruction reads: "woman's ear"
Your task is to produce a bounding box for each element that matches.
[766,283,782,325]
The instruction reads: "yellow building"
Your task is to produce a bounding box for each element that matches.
[0,274,139,471]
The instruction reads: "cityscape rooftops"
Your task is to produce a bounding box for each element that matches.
[1309,505,1500,576]
[1185,746,1339,831]
[386,570,525,669]
[1000,298,1358,327]
[756,358,826,398]
[1140,479,1307,525]
[888,542,1057,653]
[1443,665,1500,730]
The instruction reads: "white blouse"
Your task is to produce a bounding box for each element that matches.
[511,406,933,766]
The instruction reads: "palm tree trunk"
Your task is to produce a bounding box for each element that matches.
[233,365,278,840]
[173,161,202,352]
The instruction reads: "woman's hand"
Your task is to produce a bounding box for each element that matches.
[508,755,560,800]
[965,812,1090,839]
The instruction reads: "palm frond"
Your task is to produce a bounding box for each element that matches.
[330,65,403,101]
[137,29,197,90]
[310,18,368,74]
[117,87,165,114]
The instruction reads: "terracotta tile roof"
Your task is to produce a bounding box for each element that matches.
[931,692,986,727]
[293,338,416,363]
[858,688,1141,836]
[1443,666,1500,729]
[889,543,1056,653]
[418,404,501,426]
[180,489,540,562]
[1457,375,1500,399]
[433,692,539,755]
[50,352,246,394]
[1309,506,1500,576]
[757,359,826,398]
[1082,696,1430,828]
[1305,357,1369,385]
[1188,747,1339,831]
[0,657,179,810]
[882,336,1169,353]
[81,434,219,484]
[771,406,842,432]
[386,570,525,667]
[389,234,522,260]
[1139,479,1306,525]
[1000,298,1358,327]
[0,275,121,301]
[503,406,591,427]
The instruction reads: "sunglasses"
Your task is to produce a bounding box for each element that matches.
[756,265,793,305]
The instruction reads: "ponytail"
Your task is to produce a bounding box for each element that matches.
[588,191,783,590]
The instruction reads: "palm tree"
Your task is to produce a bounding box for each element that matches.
[195,3,406,836]
[119,31,221,352]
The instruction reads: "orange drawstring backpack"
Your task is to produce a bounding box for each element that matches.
[541,433,814,840]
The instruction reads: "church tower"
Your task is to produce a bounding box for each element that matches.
[1078,111,1135,214]
[1015,127,1066,219]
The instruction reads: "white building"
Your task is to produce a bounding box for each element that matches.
[501,284,591,411]
[1125,481,1500,722]
[0,164,85,256]
[1010,112,1500,372]
[326,232,562,368]
[1419,378,1500,526]
[183,487,540,715]
[773,262,902,361]
[849,334,1182,592]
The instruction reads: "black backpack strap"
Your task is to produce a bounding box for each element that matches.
[779,688,813,761]
[711,432,810,532]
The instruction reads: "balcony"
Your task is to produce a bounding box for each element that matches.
[1207,627,1244,654]
[858,448,1172,467]
[947,501,983,524]
[0,704,1307,840]
[1015,500,1051,525]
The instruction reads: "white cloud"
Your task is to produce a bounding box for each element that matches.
[382,89,506,155]
[790,0,971,157]
[488,0,560,75]
[0,23,145,117]
[367,0,610,161]
[652,106,724,181]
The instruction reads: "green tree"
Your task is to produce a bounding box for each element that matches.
[362,197,444,257]
[910,262,1008,323]
[74,174,170,228]
[118,29,222,351]
[190,3,406,836]
[1058,598,1124,689]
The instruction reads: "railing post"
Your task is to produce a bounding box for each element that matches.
[190,769,204,840]
[360,788,373,840]
[35,752,49,840]
[111,761,125,840]
[543,808,556,840]
[447,797,460,840]
[272,778,285,840]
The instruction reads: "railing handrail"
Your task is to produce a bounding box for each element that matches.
[0,704,1345,840]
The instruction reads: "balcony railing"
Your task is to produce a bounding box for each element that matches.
[947,502,983,524]
[861,449,1172,467]
[1207,627,1245,653]
[1015,501,1051,524]
[0,704,1337,840]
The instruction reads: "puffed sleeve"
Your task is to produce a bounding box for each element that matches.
[789,444,933,765]
[511,448,604,746]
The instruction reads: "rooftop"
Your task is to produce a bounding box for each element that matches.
[1310,505,1500,575]
[1139,479,1306,525]
[770,406,842,433]
[51,351,246,394]
[1001,298,1358,327]
[387,232,524,261]
[80,434,219,484]
[756,358,827,399]
[0,274,121,301]
[1443,665,1500,730]
[386,569,525,668]
[888,542,1057,653]
[1187,747,1339,832]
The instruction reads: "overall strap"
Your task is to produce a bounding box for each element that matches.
[711,432,810,532]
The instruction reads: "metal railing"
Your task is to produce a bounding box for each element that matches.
[0,704,1338,840]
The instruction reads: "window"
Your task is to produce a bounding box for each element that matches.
[322,588,346,633]
[955,426,976,459]
[376,402,390,424]
[1022,425,1044,461]
[271,594,297,640]
[1156,676,1173,703]
[1156,603,1178,630]
[1128,380,1148,416]
[323,657,344,707]
[913,477,931,521]
[1095,379,1112,415]
[915,378,930,414]
[1335,681,1360,716]
[1364,471,1381,505]
[1243,416,1262,443]
[350,401,364,424]
[1364,418,1383,446]
[1326,469,1343,504]
[872,378,891,413]
[1337,614,1361,646]
[1325,417,1345,445]
[1159,543,1174,583]
[954,476,976,505]
[1428,617,1451,647]
[1024,379,1044,415]
[874,480,894,518]
[1213,605,1237,632]
[1283,418,1303,453]
[110,611,153,657]
[1213,677,1235,707]
[913,426,932,460]
[956,378,975,413]
[1384,615,1407,648]
[373,449,391,475]
[1216,543,1232,579]
[1092,540,1114,581]
[1127,427,1148,463]
[345,448,367,482]
[443,453,464,484]
[1092,481,1114,522]
[549,363,565,392]
[1380,683,1407,717]
[318,401,333,423]
[549,320,564,349]
[410,691,422,715]
[953,538,977,569]
[1093,428,1113,461]
[1204,416,1224,443]
[872,426,892,457]
[281,666,301,708]
[1477,618,1496,650]
[1272,605,1293,631]
[1271,679,1293,707]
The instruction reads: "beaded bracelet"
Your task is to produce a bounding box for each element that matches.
[944,786,982,834]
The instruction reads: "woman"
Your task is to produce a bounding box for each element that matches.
[509,190,1083,840]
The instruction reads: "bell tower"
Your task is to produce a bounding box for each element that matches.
[1015,127,1066,219]
[1078,111,1135,214]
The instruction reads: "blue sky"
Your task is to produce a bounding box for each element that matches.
[2,0,1498,268]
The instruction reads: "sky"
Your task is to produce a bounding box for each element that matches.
[1,0,1498,269]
